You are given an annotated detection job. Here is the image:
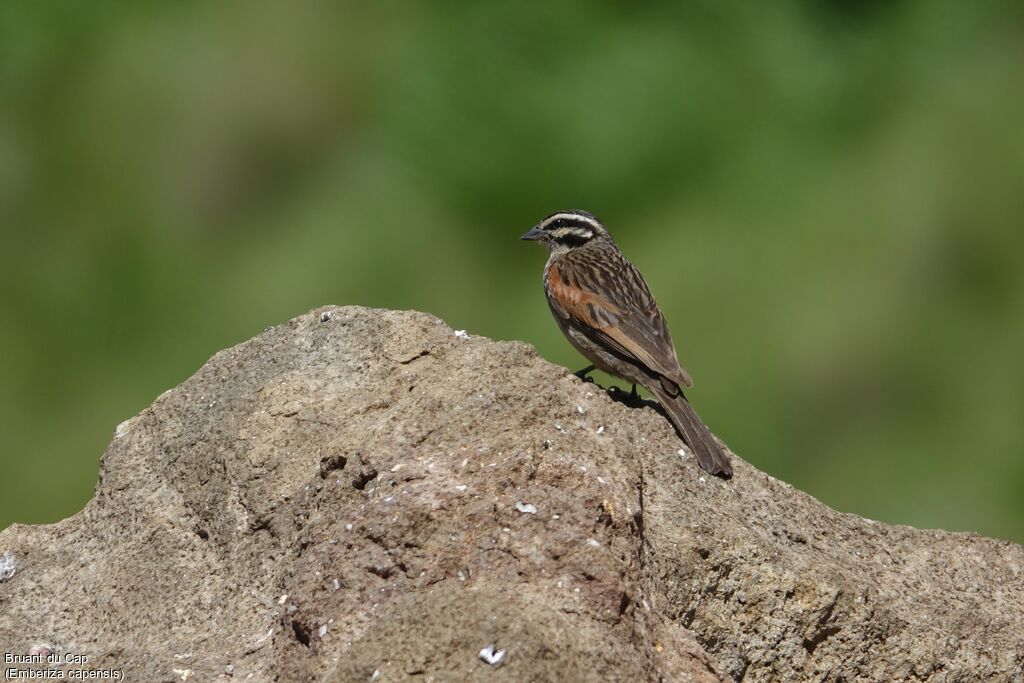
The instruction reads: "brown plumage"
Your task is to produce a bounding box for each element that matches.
[522,210,732,477]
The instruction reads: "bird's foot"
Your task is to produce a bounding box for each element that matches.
[573,365,596,383]
[608,384,644,407]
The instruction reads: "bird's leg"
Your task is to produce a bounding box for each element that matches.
[630,384,639,402]
[573,364,596,382]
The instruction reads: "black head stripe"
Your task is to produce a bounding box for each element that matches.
[551,226,594,247]
[539,210,603,234]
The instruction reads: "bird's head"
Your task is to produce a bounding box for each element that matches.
[520,210,608,253]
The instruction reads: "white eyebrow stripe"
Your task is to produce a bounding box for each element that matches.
[539,212,603,232]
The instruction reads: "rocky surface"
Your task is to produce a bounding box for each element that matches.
[1,306,1022,682]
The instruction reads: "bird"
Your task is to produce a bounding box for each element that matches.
[521,209,732,477]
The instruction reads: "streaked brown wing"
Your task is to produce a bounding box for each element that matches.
[546,247,693,388]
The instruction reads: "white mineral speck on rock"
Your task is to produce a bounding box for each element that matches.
[277,594,288,605]
[333,578,341,590]
[554,423,565,432]
[596,425,605,434]
[455,484,467,492]
[515,502,537,514]
[345,523,353,531]
[454,330,470,339]
[115,421,130,438]
[0,551,18,582]
[320,311,332,322]
[370,670,380,682]
[576,405,586,415]
[699,476,706,484]
[318,624,328,638]
[588,538,601,547]
[678,448,688,460]
[478,645,506,666]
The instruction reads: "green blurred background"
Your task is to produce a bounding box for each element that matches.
[2,1,1022,542]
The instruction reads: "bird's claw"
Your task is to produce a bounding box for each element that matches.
[608,384,644,407]
[573,364,596,381]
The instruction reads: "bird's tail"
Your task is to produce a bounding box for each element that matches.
[650,384,732,478]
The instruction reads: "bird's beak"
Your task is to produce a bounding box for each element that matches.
[520,226,545,241]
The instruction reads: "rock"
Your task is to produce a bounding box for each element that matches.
[0,306,1021,682]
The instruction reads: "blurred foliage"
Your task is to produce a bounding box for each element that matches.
[1,1,1022,542]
